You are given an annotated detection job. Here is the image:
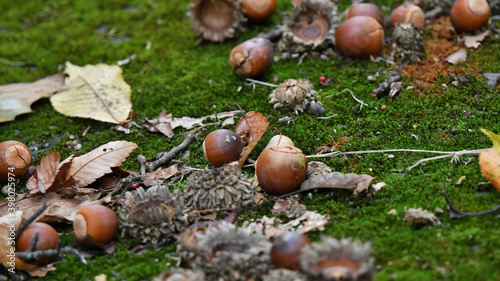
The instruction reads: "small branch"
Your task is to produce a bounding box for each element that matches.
[16,242,87,265]
[15,203,52,238]
[442,181,500,219]
[307,148,486,171]
[326,89,369,110]
[145,135,194,171]
[245,78,278,88]
[317,114,338,120]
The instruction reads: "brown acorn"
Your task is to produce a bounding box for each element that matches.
[335,16,384,59]
[242,0,276,21]
[450,0,491,32]
[0,140,32,182]
[230,37,274,78]
[389,3,425,28]
[347,3,385,26]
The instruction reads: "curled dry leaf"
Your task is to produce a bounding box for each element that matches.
[27,151,61,194]
[235,111,270,167]
[128,163,182,187]
[50,62,132,124]
[300,172,374,195]
[479,129,500,191]
[0,73,65,123]
[61,141,138,188]
[464,30,491,49]
[147,109,240,138]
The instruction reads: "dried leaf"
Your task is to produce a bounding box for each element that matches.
[0,73,65,123]
[445,49,467,64]
[50,62,132,124]
[483,73,500,89]
[27,151,61,194]
[236,111,269,167]
[245,211,329,238]
[62,141,138,188]
[464,30,490,49]
[0,211,36,270]
[300,172,374,195]
[128,164,181,186]
[147,110,240,138]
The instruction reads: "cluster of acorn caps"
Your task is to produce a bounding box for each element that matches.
[228,0,492,78]
[0,141,118,265]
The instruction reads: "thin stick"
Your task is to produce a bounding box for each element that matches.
[146,135,194,171]
[15,203,52,238]
[442,181,500,218]
[325,89,369,110]
[245,78,278,88]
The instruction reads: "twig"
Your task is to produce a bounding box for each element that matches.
[16,242,87,265]
[0,58,27,67]
[317,114,338,120]
[442,181,500,218]
[15,203,52,238]
[245,78,278,88]
[145,134,194,171]
[307,148,486,171]
[326,89,369,110]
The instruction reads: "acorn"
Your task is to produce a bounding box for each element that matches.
[450,0,491,32]
[17,222,59,265]
[0,140,32,182]
[335,16,384,59]
[346,3,385,26]
[203,129,243,166]
[73,205,118,248]
[389,3,425,28]
[242,0,276,21]
[255,143,307,195]
[230,37,274,78]
[271,232,311,270]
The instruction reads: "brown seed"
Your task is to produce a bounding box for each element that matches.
[389,3,425,28]
[242,0,276,21]
[335,16,384,59]
[0,140,32,182]
[450,0,491,32]
[229,37,274,78]
[347,3,385,26]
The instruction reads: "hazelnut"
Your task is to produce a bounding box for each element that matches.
[346,3,385,26]
[229,37,274,78]
[17,222,59,265]
[255,144,307,195]
[335,16,384,59]
[271,232,311,270]
[389,3,425,28]
[203,129,243,166]
[242,0,276,21]
[73,205,118,248]
[0,140,32,182]
[450,0,491,32]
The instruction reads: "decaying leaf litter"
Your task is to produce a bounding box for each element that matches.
[0,0,499,280]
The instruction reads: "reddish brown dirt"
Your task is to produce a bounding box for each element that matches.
[401,17,479,94]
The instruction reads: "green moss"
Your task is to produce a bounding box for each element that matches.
[1,0,500,280]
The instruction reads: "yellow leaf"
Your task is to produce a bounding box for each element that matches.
[480,129,500,150]
[50,62,132,124]
[479,149,500,191]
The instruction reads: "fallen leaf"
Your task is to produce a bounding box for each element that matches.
[244,211,329,238]
[0,73,65,123]
[445,49,467,64]
[464,30,490,49]
[405,207,440,226]
[27,151,61,194]
[147,110,240,138]
[483,73,500,89]
[236,111,269,167]
[50,62,132,124]
[0,211,36,270]
[128,164,181,186]
[0,192,106,223]
[300,172,374,195]
[479,129,500,191]
[61,141,138,188]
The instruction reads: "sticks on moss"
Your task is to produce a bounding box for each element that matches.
[441,181,500,218]
[144,134,194,171]
[307,148,487,171]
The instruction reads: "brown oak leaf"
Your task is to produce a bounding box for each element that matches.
[300,172,374,195]
[236,111,269,167]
